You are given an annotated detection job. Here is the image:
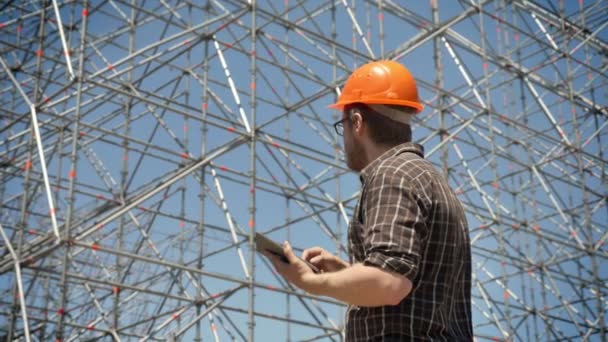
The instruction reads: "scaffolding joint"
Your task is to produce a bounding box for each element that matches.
[20,256,35,267]
[9,63,21,73]
[121,82,134,92]
[0,159,12,168]
[64,23,78,31]
[193,296,206,306]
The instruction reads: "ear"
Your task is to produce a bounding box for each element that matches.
[350,111,364,135]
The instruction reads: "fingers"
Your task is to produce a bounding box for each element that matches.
[282,241,298,264]
[308,255,322,264]
[302,247,324,261]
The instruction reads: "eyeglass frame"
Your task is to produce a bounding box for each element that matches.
[333,105,373,136]
[333,116,351,136]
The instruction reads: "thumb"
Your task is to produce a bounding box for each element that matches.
[283,241,298,263]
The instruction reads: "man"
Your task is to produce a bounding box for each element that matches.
[264,60,473,341]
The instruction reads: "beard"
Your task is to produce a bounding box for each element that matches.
[344,134,366,172]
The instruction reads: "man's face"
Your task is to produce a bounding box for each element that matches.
[342,110,366,172]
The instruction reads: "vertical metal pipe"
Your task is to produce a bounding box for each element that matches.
[113,0,136,333]
[378,0,385,58]
[196,2,212,340]
[329,3,344,338]
[56,1,85,338]
[7,4,48,340]
[53,129,65,205]
[248,1,258,341]
[501,2,531,340]
[485,0,513,337]
[176,2,193,335]
[431,0,448,179]
[282,1,293,340]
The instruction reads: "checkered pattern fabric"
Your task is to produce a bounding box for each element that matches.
[346,142,473,341]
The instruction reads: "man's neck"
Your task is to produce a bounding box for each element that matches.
[363,142,395,168]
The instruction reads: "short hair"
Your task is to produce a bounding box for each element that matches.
[345,103,413,146]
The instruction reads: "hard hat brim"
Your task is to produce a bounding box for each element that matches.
[327,99,424,113]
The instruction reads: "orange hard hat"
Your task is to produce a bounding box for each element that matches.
[329,60,423,113]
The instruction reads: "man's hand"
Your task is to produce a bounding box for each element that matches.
[263,242,324,294]
[264,244,412,306]
[302,247,349,273]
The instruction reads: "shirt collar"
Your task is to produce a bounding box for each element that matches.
[359,142,424,184]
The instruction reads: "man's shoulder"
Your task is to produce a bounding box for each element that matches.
[377,149,437,180]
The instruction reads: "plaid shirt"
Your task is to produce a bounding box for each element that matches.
[346,142,473,341]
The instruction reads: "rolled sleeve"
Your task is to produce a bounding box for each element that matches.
[361,170,429,280]
[364,250,419,279]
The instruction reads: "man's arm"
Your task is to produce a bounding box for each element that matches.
[311,262,412,306]
[266,242,412,307]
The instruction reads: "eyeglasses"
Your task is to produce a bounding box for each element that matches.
[333,117,351,136]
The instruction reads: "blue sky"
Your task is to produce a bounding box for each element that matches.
[0,1,606,341]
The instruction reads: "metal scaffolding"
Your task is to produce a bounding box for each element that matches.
[0,0,606,341]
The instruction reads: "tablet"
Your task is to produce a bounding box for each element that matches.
[254,233,319,273]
